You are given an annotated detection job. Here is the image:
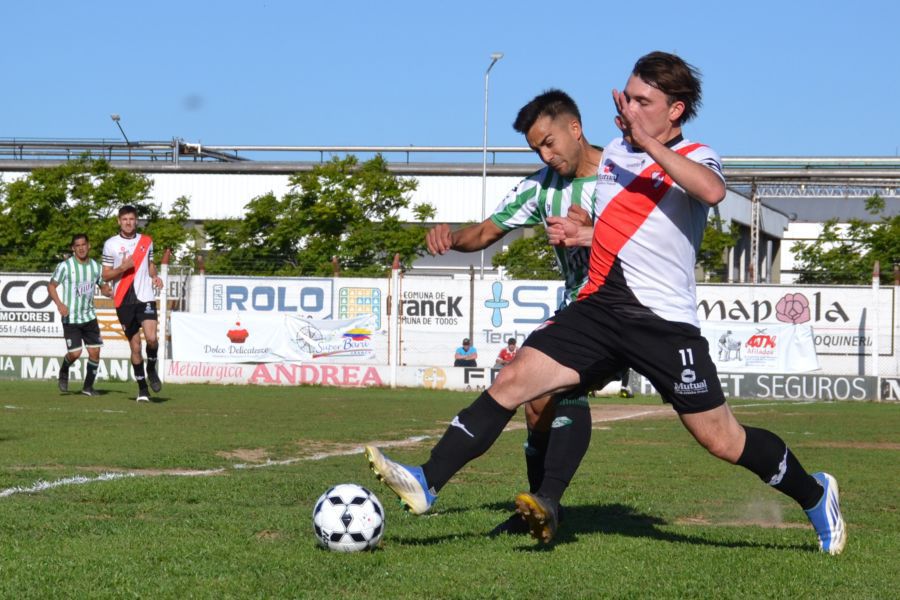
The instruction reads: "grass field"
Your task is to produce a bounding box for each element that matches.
[0,381,897,598]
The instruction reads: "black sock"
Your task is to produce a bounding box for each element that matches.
[525,428,550,493]
[84,360,99,388]
[61,356,73,372]
[133,362,147,390]
[620,369,630,387]
[737,426,823,510]
[537,399,592,506]
[146,345,158,372]
[422,391,515,493]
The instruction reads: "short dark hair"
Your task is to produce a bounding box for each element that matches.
[118,205,138,217]
[507,338,516,345]
[70,233,89,246]
[513,89,582,134]
[632,51,703,123]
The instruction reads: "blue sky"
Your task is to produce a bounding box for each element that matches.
[4,1,899,157]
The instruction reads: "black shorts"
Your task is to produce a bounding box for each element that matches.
[62,320,103,352]
[523,294,725,414]
[116,301,158,338]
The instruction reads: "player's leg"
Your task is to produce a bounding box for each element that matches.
[58,323,83,393]
[80,320,103,396]
[489,394,555,536]
[680,404,845,554]
[118,303,150,401]
[514,389,594,543]
[366,347,579,514]
[141,314,162,392]
[619,368,633,398]
[632,320,844,554]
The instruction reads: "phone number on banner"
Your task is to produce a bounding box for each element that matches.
[0,323,61,337]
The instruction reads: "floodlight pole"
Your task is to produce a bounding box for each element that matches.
[110,114,131,146]
[480,52,504,279]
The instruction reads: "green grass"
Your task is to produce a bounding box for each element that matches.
[0,381,897,598]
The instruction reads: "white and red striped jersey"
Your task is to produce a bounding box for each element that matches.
[102,233,157,304]
[579,136,724,326]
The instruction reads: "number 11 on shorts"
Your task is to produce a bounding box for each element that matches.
[678,347,694,366]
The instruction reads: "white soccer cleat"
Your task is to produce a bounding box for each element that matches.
[365,445,436,515]
[804,472,847,555]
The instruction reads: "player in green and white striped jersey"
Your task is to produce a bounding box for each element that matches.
[423,90,631,537]
[48,233,111,396]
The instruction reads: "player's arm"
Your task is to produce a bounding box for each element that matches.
[638,139,725,206]
[47,279,69,318]
[426,219,506,255]
[102,254,135,282]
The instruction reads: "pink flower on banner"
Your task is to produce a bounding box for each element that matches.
[776,293,811,324]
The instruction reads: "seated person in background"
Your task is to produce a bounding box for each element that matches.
[494,338,518,368]
[454,338,478,367]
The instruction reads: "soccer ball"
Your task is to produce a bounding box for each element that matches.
[312,483,385,552]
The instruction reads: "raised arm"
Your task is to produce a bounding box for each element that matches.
[427,219,506,255]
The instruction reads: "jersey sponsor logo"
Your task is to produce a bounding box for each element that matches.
[767,449,788,486]
[598,162,618,184]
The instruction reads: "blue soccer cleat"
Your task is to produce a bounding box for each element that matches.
[804,472,847,555]
[365,446,436,515]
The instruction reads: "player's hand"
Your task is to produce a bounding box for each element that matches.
[120,253,135,271]
[57,303,69,318]
[152,276,163,290]
[426,223,454,255]
[567,204,593,227]
[100,285,113,298]
[546,215,581,247]
[613,88,652,147]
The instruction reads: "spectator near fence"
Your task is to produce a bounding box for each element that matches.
[453,338,478,367]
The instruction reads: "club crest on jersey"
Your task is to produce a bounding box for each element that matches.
[598,162,618,184]
[651,170,667,189]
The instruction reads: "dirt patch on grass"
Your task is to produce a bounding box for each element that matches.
[676,515,807,529]
[216,447,269,462]
[798,441,900,450]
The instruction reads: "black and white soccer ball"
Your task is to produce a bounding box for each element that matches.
[312,483,384,552]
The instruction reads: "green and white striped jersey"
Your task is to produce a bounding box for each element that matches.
[51,257,103,324]
[490,166,598,303]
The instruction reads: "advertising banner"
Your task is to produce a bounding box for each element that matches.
[0,274,60,338]
[702,321,819,373]
[171,312,378,363]
[696,285,895,356]
[204,276,334,319]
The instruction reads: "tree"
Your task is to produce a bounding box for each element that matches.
[0,157,191,271]
[203,155,435,277]
[491,226,561,279]
[697,216,740,282]
[792,194,900,284]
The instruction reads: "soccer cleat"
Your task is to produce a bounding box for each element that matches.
[80,387,100,397]
[514,492,559,544]
[488,512,531,537]
[365,445,436,515]
[619,385,634,399]
[147,368,162,393]
[136,388,151,402]
[58,369,69,393]
[805,472,847,555]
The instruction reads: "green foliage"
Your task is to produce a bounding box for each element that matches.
[204,155,433,277]
[491,226,561,279]
[792,194,900,284]
[0,157,191,271]
[697,216,740,282]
